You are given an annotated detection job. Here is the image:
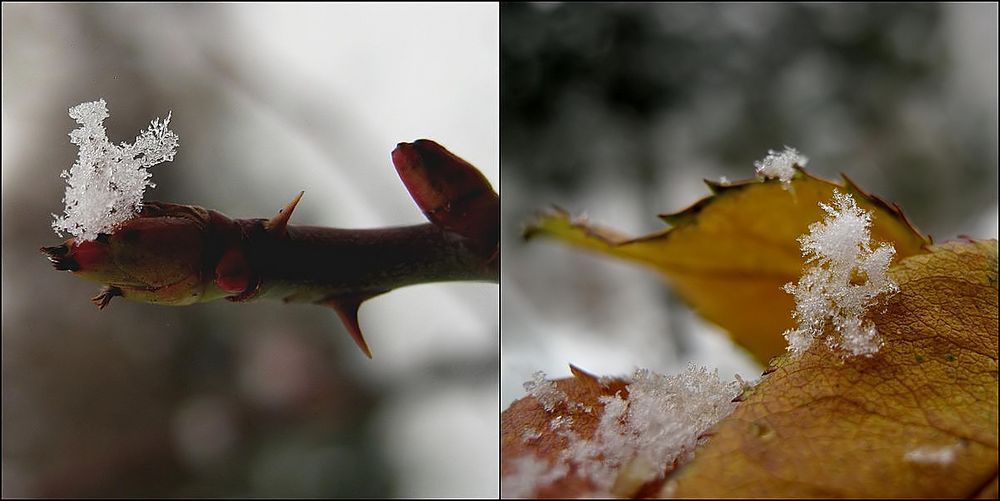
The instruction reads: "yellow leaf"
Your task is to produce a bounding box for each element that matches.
[524,169,931,363]
[667,240,998,498]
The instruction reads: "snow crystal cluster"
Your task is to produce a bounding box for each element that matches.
[571,365,739,491]
[501,455,570,498]
[52,99,179,242]
[523,370,569,412]
[504,364,741,497]
[754,146,808,185]
[783,190,898,357]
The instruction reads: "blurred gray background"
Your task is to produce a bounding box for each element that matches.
[501,3,998,407]
[3,3,498,497]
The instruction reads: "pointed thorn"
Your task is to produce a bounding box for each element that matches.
[91,285,123,310]
[323,294,384,359]
[266,191,304,235]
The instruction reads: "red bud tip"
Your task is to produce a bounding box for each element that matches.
[68,238,110,271]
[391,139,499,251]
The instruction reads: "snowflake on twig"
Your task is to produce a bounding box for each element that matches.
[52,98,179,242]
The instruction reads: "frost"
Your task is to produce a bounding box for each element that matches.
[521,428,543,443]
[524,370,569,412]
[549,414,574,431]
[52,98,179,242]
[904,443,961,465]
[571,365,739,493]
[501,455,569,498]
[783,190,898,357]
[754,146,808,186]
[510,364,740,496]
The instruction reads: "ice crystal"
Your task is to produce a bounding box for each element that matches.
[524,370,569,412]
[783,190,898,357]
[52,98,179,242]
[505,365,740,496]
[569,365,739,493]
[754,146,808,186]
[521,428,543,443]
[501,455,569,498]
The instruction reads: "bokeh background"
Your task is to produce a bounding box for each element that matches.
[501,3,998,407]
[3,4,498,497]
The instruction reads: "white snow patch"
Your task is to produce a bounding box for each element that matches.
[52,98,179,242]
[505,364,740,497]
[501,455,569,498]
[524,370,569,412]
[783,190,898,357]
[754,145,808,185]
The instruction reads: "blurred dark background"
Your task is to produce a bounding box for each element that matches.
[3,4,498,497]
[501,3,997,406]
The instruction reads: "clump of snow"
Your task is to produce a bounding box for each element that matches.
[501,455,569,498]
[754,146,808,186]
[504,364,740,497]
[783,190,898,357]
[571,365,739,492]
[904,443,961,465]
[524,370,569,412]
[52,98,179,242]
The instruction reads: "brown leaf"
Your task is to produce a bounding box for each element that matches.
[501,367,631,498]
[667,240,998,498]
[501,365,741,498]
[523,169,931,364]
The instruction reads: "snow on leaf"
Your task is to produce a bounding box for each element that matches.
[754,145,807,187]
[782,190,899,357]
[667,240,998,498]
[501,455,570,499]
[524,370,570,413]
[52,99,179,242]
[501,364,741,498]
[523,167,930,364]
